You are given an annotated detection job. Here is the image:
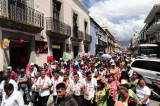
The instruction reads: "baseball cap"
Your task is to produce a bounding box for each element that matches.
[3,73,10,78]
[20,68,26,72]
[7,66,12,70]
[111,63,116,66]
[30,63,34,66]
[51,65,56,70]
[127,64,131,68]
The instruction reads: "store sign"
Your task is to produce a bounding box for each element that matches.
[1,38,10,48]
[52,45,60,49]
[35,41,48,54]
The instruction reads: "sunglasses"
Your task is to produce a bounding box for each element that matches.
[133,74,137,76]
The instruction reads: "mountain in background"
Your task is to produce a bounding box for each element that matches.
[120,41,130,46]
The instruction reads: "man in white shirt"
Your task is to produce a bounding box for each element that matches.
[1,83,24,106]
[30,63,37,73]
[36,70,52,106]
[0,73,18,97]
[81,72,97,106]
[51,70,63,105]
[70,65,82,80]
[67,73,83,106]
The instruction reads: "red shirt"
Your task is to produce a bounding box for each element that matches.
[10,71,17,80]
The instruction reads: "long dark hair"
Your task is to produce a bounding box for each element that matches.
[97,79,105,90]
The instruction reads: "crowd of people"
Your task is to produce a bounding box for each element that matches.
[0,54,151,106]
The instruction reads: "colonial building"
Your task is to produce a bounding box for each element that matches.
[90,17,107,56]
[0,0,91,70]
[103,27,116,53]
[139,3,160,49]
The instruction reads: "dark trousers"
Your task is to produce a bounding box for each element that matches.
[73,95,82,106]
[84,99,94,106]
[31,91,40,106]
[39,96,49,106]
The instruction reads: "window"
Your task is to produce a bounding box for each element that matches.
[73,13,78,37]
[132,60,160,72]
[84,21,87,34]
[53,0,61,20]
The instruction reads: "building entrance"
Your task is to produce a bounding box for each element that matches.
[9,40,29,70]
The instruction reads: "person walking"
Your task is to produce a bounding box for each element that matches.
[56,83,78,106]
[1,83,24,106]
[35,70,52,106]
[17,68,32,105]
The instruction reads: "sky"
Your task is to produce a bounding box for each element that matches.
[80,0,160,44]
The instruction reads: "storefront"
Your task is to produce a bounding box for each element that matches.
[2,30,35,70]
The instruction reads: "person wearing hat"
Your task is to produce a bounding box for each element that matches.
[17,68,32,105]
[0,73,18,97]
[110,63,119,80]
[31,72,41,105]
[7,66,17,81]
[115,79,140,105]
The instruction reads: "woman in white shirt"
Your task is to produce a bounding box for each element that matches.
[136,78,151,106]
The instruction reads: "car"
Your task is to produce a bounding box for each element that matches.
[131,58,160,84]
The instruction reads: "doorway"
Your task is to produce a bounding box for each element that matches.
[52,43,63,61]
[9,41,29,71]
[73,46,78,58]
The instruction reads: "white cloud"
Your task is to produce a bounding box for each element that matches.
[89,0,160,42]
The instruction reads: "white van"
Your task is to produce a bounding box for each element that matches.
[131,58,160,84]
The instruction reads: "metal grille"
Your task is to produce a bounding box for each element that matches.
[46,17,71,36]
[0,0,44,28]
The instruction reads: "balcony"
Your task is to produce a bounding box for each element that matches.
[46,17,71,40]
[98,39,103,46]
[0,0,44,33]
[145,17,160,35]
[70,26,83,42]
[102,41,107,47]
[84,33,92,43]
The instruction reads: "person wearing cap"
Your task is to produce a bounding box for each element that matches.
[17,68,32,105]
[126,64,133,78]
[110,63,119,80]
[7,66,17,81]
[30,63,37,73]
[0,73,18,97]
[1,83,24,106]
[31,72,41,105]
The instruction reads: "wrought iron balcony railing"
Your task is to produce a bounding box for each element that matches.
[98,39,103,46]
[73,26,83,40]
[46,17,71,36]
[85,33,92,42]
[0,0,44,28]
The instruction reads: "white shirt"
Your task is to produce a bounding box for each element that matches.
[82,78,97,100]
[70,71,82,80]
[0,79,18,97]
[36,76,51,97]
[51,76,63,96]
[1,90,24,106]
[136,85,151,104]
[67,80,82,96]
[28,71,36,82]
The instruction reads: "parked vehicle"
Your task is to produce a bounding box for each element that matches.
[151,80,160,98]
[133,44,159,58]
[131,58,160,84]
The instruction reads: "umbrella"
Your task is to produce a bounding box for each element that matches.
[101,54,112,59]
[71,57,82,62]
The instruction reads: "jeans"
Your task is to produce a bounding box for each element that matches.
[31,91,40,105]
[20,87,31,102]
[39,96,49,106]
[73,95,82,106]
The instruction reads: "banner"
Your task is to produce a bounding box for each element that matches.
[1,38,10,48]
[35,41,48,54]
